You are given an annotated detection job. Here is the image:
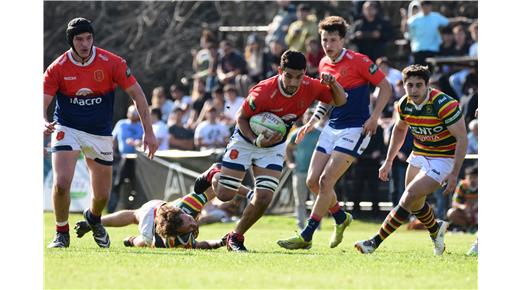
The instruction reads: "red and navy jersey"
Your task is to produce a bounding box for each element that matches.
[242,74,333,129]
[397,88,462,157]
[319,49,385,129]
[44,46,137,136]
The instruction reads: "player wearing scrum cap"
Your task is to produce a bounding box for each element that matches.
[44,17,158,248]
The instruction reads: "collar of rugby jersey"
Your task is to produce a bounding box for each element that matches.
[411,87,431,110]
[330,48,347,64]
[67,46,97,67]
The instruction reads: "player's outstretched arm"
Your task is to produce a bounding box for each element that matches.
[379,118,408,182]
[442,117,468,195]
[125,83,158,159]
[193,239,226,250]
[363,78,392,135]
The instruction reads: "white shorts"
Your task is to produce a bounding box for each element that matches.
[51,124,113,165]
[406,153,455,184]
[135,199,165,246]
[315,126,371,157]
[221,131,285,172]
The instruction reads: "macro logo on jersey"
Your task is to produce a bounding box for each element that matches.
[398,88,462,157]
[43,46,137,136]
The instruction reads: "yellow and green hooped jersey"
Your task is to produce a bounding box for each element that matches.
[397,88,462,158]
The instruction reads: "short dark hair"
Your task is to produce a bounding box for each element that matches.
[465,165,478,176]
[319,16,348,39]
[402,64,430,84]
[150,107,162,120]
[211,86,223,95]
[297,3,310,12]
[280,50,307,71]
[155,205,185,238]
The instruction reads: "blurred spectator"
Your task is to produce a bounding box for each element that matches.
[286,109,323,230]
[404,0,449,65]
[194,106,230,150]
[244,33,271,85]
[285,3,319,53]
[192,29,218,92]
[350,124,385,215]
[150,107,169,151]
[305,37,324,78]
[468,22,478,57]
[459,72,478,126]
[438,26,456,57]
[265,0,297,49]
[167,107,195,150]
[169,83,192,123]
[112,104,144,154]
[375,57,402,92]
[351,1,394,62]
[447,165,478,232]
[199,86,234,128]
[187,77,212,129]
[223,84,245,124]
[150,86,174,123]
[217,39,248,97]
[448,23,477,99]
[109,104,144,213]
[466,119,478,154]
[265,38,286,77]
[452,24,470,56]
[399,0,421,37]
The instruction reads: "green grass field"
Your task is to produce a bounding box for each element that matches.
[44,213,477,289]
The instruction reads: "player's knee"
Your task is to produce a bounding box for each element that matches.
[217,174,241,201]
[53,178,72,196]
[254,175,279,205]
[318,174,334,194]
[306,176,319,193]
[399,190,420,209]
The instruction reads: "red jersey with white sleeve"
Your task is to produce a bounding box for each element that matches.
[44,46,137,136]
[319,49,385,129]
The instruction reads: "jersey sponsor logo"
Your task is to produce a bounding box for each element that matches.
[416,135,440,142]
[70,97,103,106]
[229,149,239,160]
[437,96,447,104]
[98,54,109,61]
[75,88,94,96]
[100,151,112,156]
[369,63,378,75]
[56,131,65,141]
[404,106,413,113]
[431,169,440,175]
[248,97,257,111]
[94,70,104,82]
[126,67,132,78]
[302,79,309,85]
[410,125,444,135]
[341,137,354,143]
[64,76,76,81]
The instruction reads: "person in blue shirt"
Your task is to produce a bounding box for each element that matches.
[112,105,144,154]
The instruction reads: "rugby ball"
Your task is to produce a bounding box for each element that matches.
[249,112,286,137]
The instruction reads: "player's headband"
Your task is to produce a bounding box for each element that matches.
[66,17,94,48]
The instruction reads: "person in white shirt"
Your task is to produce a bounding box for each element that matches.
[223,84,244,122]
[150,108,170,151]
[194,106,230,150]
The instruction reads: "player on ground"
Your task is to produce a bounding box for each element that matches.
[354,65,468,255]
[75,164,253,249]
[44,18,158,248]
[215,50,347,251]
[277,16,392,250]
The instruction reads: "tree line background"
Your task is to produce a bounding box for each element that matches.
[44,1,476,122]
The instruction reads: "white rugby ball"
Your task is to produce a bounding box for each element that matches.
[249,112,286,137]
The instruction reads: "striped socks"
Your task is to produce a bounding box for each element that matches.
[373,205,410,247]
[412,203,440,239]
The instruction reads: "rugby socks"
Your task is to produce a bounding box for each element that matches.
[85,209,101,225]
[56,221,69,233]
[300,214,321,242]
[412,203,440,239]
[329,202,347,225]
[372,205,410,247]
[180,192,209,215]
